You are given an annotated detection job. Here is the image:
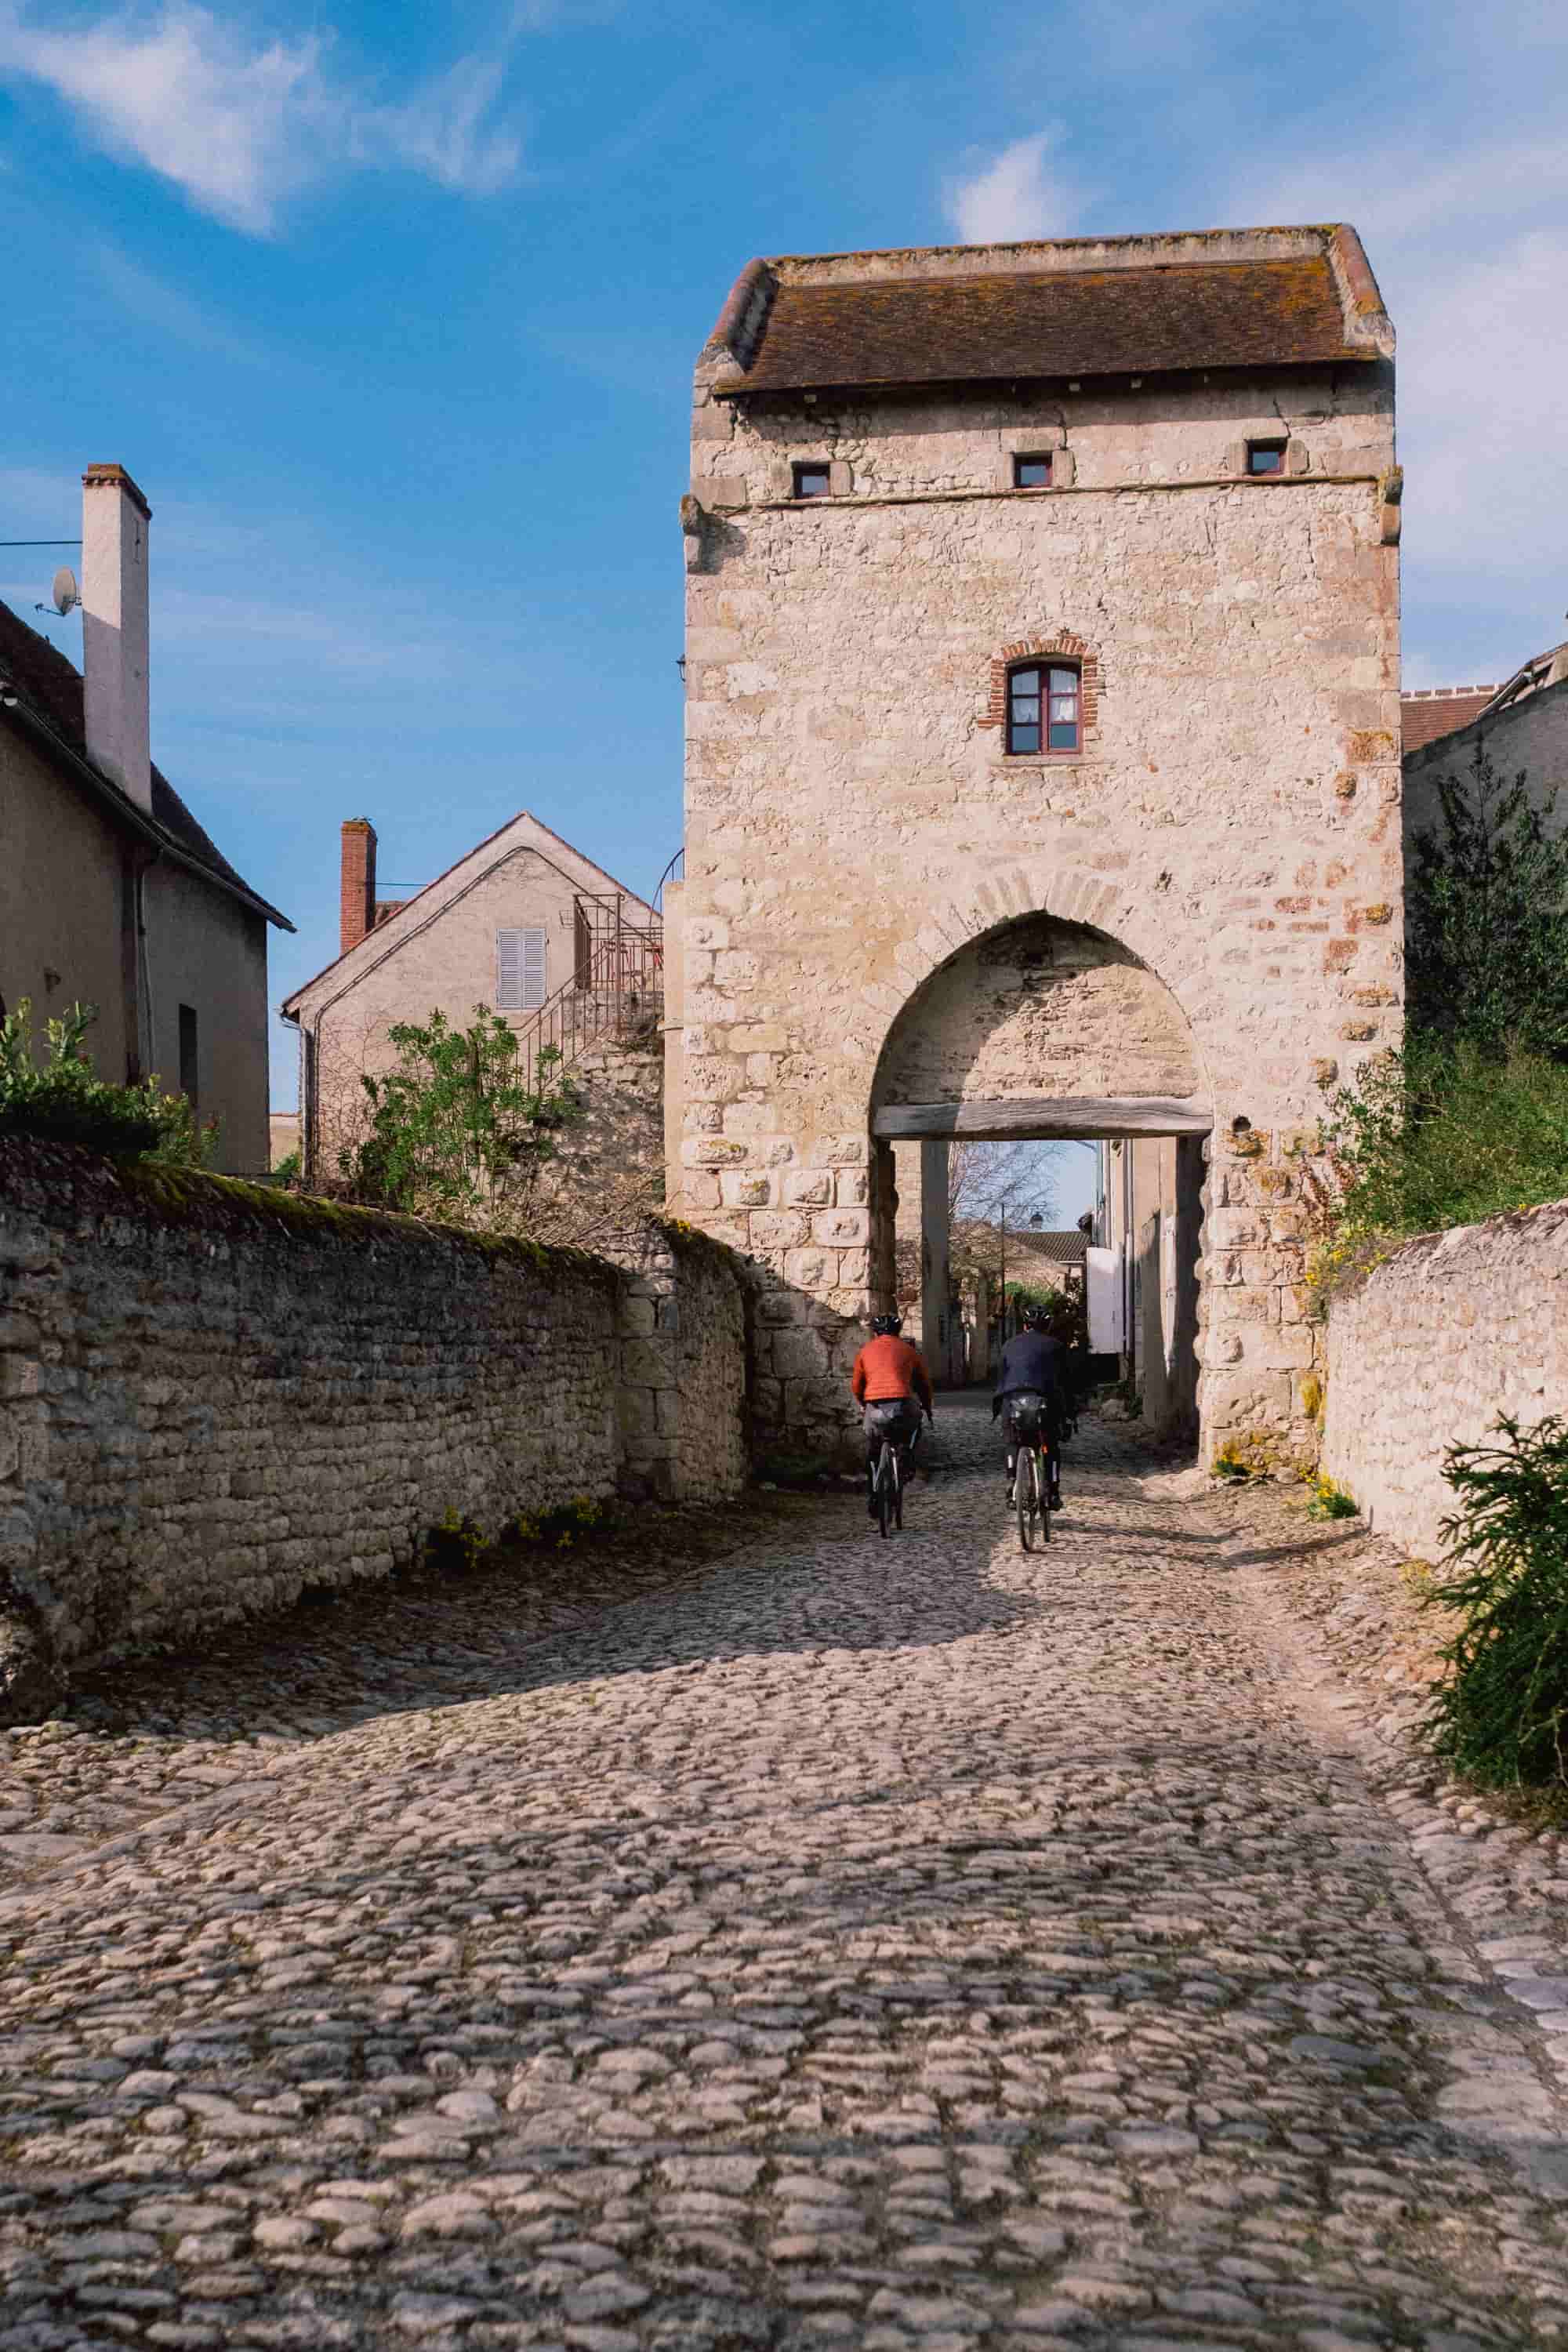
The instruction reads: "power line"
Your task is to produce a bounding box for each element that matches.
[0,539,82,547]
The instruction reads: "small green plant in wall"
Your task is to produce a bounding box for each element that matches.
[424,1508,486,1573]
[1304,1472,1359,1522]
[503,1496,618,1551]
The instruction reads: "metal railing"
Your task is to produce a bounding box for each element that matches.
[510,893,664,1079]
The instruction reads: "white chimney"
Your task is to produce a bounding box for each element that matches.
[81,463,152,812]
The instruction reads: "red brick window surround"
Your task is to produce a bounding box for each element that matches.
[980,633,1099,753]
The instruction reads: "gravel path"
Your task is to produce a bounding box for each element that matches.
[3,1396,1568,2350]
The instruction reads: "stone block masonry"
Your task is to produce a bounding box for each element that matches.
[612,1218,752,1504]
[0,1142,750,1720]
[1321,1198,1568,1559]
[675,226,1401,1466]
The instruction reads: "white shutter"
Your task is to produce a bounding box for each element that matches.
[496,929,523,1011]
[496,927,547,1013]
[522,929,546,1010]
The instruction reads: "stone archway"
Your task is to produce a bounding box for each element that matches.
[867,907,1213,1439]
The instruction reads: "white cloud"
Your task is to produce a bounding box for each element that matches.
[369,54,521,201]
[944,130,1079,245]
[0,3,524,232]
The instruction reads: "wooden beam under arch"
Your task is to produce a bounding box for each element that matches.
[872,1096,1213,1141]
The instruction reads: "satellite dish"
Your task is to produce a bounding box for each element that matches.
[51,567,78,617]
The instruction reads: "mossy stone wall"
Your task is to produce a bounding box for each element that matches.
[0,1143,750,1720]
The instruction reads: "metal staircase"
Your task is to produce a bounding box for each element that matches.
[510,891,664,1079]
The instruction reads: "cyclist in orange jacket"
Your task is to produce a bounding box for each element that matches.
[851,1313,935,1518]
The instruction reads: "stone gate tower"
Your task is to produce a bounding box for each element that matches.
[667,225,1399,1464]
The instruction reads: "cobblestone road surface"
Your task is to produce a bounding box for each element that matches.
[5,1399,1568,2351]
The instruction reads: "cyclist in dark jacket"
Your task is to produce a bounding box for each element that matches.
[992,1305,1067,1508]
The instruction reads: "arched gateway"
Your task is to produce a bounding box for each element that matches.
[666,225,1401,1464]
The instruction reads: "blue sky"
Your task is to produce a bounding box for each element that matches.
[2,0,1565,1166]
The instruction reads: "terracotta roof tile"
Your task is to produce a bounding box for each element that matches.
[717,257,1365,395]
[1009,1229,1088,1266]
[0,597,289,927]
[1400,689,1498,755]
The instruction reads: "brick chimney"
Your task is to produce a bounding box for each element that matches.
[340,818,378,954]
[81,463,152,812]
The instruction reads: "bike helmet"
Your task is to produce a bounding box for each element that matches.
[870,1312,904,1338]
[1022,1302,1051,1331]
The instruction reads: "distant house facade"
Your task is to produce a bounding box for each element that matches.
[1403,638,1568,851]
[281,811,662,1189]
[0,464,291,1174]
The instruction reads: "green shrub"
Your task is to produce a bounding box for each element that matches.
[1308,1041,1568,1306]
[1003,1280,1089,1349]
[337,1004,582,1225]
[0,1000,219,1164]
[1304,741,1568,1308]
[1423,1414,1568,1790]
[1408,741,1568,1058]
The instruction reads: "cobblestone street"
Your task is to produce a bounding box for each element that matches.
[5,1397,1568,2350]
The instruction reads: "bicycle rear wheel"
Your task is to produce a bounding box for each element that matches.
[1017,1445,1037,1552]
[876,1443,894,1539]
[892,1446,904,1530]
[1037,1443,1051,1543]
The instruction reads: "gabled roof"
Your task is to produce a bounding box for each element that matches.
[281,807,655,1015]
[0,597,291,929]
[1010,1229,1088,1267]
[703,224,1392,399]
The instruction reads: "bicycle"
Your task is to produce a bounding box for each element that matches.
[871,1417,922,1539]
[1007,1399,1055,1552]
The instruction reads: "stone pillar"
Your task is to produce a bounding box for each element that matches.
[1196,1120,1321,1468]
[920,1139,951,1385]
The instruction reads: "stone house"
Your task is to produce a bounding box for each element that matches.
[281,811,663,1200]
[0,464,291,1174]
[670,223,1401,1463]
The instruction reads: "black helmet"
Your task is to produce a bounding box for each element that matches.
[871,1312,903,1338]
[1022,1302,1051,1331]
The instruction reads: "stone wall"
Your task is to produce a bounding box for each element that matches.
[0,1144,750,1719]
[1320,1200,1568,1559]
[529,1025,665,1250]
[615,1220,753,1503]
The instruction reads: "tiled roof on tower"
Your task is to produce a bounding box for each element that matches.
[702,224,1393,398]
